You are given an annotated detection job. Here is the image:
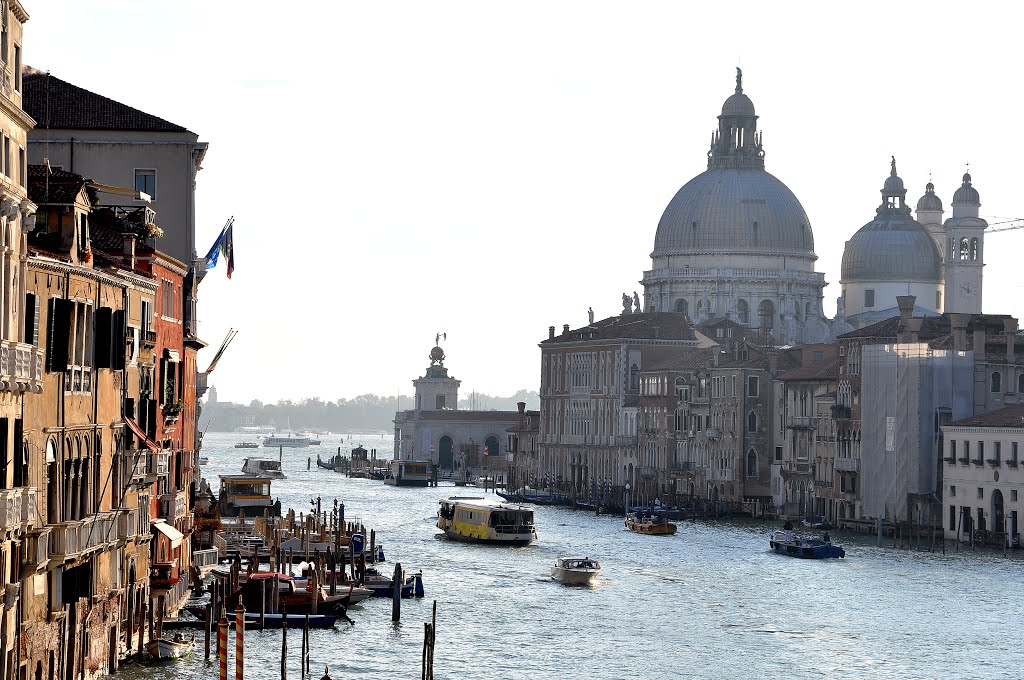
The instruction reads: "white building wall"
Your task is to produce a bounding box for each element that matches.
[941,426,1022,543]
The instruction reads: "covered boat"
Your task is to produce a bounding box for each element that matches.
[625,512,677,535]
[551,557,601,585]
[769,530,845,559]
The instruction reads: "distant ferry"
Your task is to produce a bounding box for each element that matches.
[436,497,536,545]
[235,441,260,449]
[263,434,311,448]
[385,460,429,487]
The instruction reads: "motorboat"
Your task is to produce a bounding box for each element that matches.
[198,456,209,465]
[625,512,677,536]
[769,530,845,559]
[146,633,194,659]
[437,497,537,545]
[551,557,601,585]
[240,457,286,479]
[234,441,260,449]
[802,515,831,529]
[263,433,311,448]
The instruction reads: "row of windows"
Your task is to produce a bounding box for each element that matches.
[948,440,1019,463]
[989,372,1024,394]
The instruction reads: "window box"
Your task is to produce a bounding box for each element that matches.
[1006,459,1018,468]
[957,457,970,465]
[971,458,984,467]
[986,458,1001,468]
[943,456,956,464]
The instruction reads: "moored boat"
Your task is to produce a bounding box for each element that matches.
[240,457,286,479]
[146,633,194,659]
[436,496,537,545]
[625,512,677,535]
[185,607,340,628]
[551,556,601,585]
[769,530,845,559]
[384,460,430,487]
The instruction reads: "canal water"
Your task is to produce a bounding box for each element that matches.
[125,432,1022,680]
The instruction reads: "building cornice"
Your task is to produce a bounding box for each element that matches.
[28,253,135,288]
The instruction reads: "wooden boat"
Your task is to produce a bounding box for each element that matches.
[625,512,677,535]
[185,607,339,628]
[769,531,845,559]
[437,497,537,545]
[384,460,430,487]
[551,557,601,585]
[229,572,355,613]
[146,633,194,659]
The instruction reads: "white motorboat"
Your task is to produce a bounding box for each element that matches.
[264,433,311,448]
[240,457,286,479]
[551,556,601,585]
[146,633,194,659]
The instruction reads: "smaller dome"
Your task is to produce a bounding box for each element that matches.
[916,182,943,212]
[952,172,980,205]
[721,92,755,117]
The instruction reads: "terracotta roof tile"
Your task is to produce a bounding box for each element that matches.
[948,404,1024,428]
[542,312,695,345]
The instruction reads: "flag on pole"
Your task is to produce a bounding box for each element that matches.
[205,217,235,279]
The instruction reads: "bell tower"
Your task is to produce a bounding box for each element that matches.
[943,171,985,314]
[413,337,460,412]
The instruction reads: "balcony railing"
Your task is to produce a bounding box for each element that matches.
[787,416,818,429]
[0,341,45,394]
[117,507,141,541]
[159,491,187,520]
[834,457,860,473]
[640,466,658,479]
[48,522,82,560]
[148,452,170,477]
[672,461,696,473]
[21,528,50,573]
[0,488,23,531]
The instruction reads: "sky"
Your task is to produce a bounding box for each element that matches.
[25,1,1024,403]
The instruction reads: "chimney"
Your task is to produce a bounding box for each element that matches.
[905,317,923,344]
[896,295,916,341]
[949,313,969,352]
[563,324,570,335]
[767,351,778,373]
[1004,318,1018,363]
[548,325,555,340]
[973,328,987,357]
[122,233,137,269]
[517,401,526,428]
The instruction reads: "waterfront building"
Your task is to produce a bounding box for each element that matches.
[536,312,712,504]
[22,71,209,275]
[941,404,1023,546]
[393,340,519,471]
[505,401,540,493]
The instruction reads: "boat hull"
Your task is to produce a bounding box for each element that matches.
[383,478,429,487]
[625,517,677,535]
[551,568,600,585]
[146,637,194,659]
[769,533,845,559]
[440,528,535,545]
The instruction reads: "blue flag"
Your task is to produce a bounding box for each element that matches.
[205,217,235,278]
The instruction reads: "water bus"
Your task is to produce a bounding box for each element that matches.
[264,433,311,448]
[218,475,280,517]
[436,496,537,545]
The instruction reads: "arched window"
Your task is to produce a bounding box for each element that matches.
[758,300,774,330]
[746,448,758,478]
[747,411,758,433]
[805,301,815,319]
[960,237,970,260]
[970,237,979,261]
[736,299,749,324]
[991,371,1001,393]
[629,363,639,390]
[674,298,688,316]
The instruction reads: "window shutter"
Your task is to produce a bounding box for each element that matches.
[112,309,126,368]
[23,293,38,345]
[93,307,112,369]
[46,298,72,373]
[146,399,157,439]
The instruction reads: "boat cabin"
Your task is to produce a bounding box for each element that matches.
[218,474,281,517]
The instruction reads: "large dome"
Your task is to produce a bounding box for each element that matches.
[841,216,941,282]
[653,168,815,255]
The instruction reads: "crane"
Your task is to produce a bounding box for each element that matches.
[986,218,1024,233]
[197,328,238,398]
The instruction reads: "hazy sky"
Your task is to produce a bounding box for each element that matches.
[27,2,1024,403]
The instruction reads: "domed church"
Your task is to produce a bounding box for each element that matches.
[641,69,832,344]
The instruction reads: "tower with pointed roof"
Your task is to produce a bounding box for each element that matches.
[642,70,830,345]
[942,171,985,313]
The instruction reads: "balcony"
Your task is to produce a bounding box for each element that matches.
[48,522,83,561]
[787,416,817,429]
[971,458,984,467]
[20,528,50,574]
[1007,458,1019,468]
[142,329,157,349]
[159,491,187,520]
[834,457,860,473]
[672,461,696,473]
[957,457,970,465]
[987,458,1001,468]
[640,466,658,480]
[117,507,141,541]
[148,452,170,477]
[0,488,23,531]
[0,341,45,394]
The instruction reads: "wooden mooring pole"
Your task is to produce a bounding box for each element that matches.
[392,562,403,622]
[280,606,288,680]
[235,598,246,680]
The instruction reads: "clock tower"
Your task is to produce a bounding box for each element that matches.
[943,172,985,314]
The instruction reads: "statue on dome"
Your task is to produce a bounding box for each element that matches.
[735,66,742,92]
[633,292,641,314]
[622,293,632,315]
[588,307,594,324]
